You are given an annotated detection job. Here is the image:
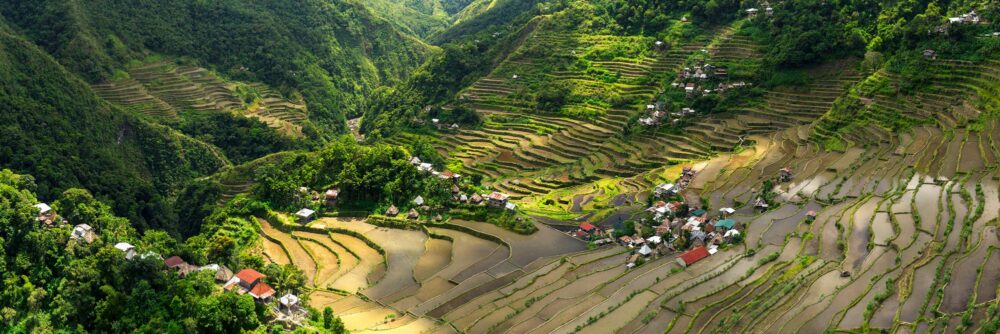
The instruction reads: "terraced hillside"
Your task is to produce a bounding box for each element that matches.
[92,61,308,136]
[364,10,1000,331]
[389,21,863,224]
[347,57,999,333]
[256,215,588,333]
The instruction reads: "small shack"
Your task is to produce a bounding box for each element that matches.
[487,192,510,208]
[295,208,316,224]
[115,242,137,260]
[70,224,96,243]
[385,205,400,217]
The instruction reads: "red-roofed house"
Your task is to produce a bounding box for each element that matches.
[248,281,276,300]
[579,222,596,233]
[487,192,510,208]
[164,256,187,269]
[224,268,275,301]
[676,246,711,267]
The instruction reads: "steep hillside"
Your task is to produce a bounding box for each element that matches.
[0,0,436,132]
[0,23,228,231]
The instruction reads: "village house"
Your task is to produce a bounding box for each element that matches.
[505,202,517,211]
[779,167,793,182]
[719,207,736,217]
[638,244,653,257]
[578,222,597,235]
[753,197,769,211]
[459,193,469,203]
[765,6,773,16]
[654,183,676,197]
[746,8,759,18]
[164,255,199,277]
[385,205,400,217]
[407,208,420,220]
[470,193,484,205]
[714,219,736,231]
[114,242,137,260]
[199,264,234,282]
[279,294,305,316]
[923,49,937,60]
[655,222,671,235]
[324,189,339,207]
[413,196,425,206]
[410,156,422,165]
[676,246,710,267]
[225,269,276,302]
[70,224,96,243]
[34,203,60,226]
[486,192,510,208]
[949,10,979,24]
[806,210,818,222]
[627,254,641,268]
[295,208,315,224]
[418,163,434,173]
[654,40,665,51]
[439,170,459,180]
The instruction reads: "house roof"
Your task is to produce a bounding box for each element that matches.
[715,219,736,229]
[249,282,276,299]
[679,246,711,265]
[638,244,653,255]
[413,196,424,205]
[386,205,399,216]
[691,209,707,217]
[325,189,339,198]
[295,208,315,218]
[33,203,51,214]
[488,192,509,201]
[279,294,299,306]
[114,242,134,252]
[235,268,266,285]
[579,222,596,232]
[164,256,186,268]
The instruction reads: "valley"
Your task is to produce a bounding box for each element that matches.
[0,0,997,333]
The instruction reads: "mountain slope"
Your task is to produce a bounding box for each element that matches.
[0,0,436,133]
[0,22,228,231]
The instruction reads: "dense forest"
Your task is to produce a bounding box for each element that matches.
[0,22,228,232]
[0,0,434,132]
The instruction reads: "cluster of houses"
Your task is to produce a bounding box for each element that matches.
[745,2,774,19]
[430,118,460,131]
[162,254,304,317]
[410,156,463,182]
[638,102,700,127]
[382,190,514,221]
[606,165,744,268]
[947,9,981,25]
[33,203,63,227]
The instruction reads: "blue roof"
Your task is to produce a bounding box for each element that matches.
[691,209,706,216]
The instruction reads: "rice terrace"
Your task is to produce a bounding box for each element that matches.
[0,0,998,333]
